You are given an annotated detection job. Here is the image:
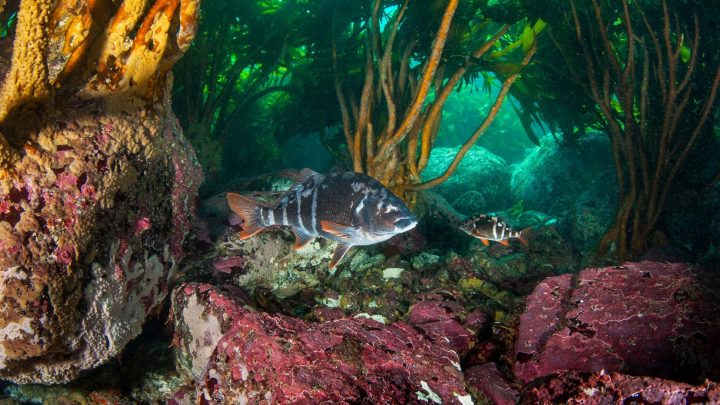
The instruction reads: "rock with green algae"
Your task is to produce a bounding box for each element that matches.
[562,188,615,263]
[422,145,512,214]
[452,191,487,217]
[215,228,332,298]
[510,133,616,215]
[454,217,577,298]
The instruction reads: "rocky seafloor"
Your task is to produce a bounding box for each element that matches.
[2,138,719,403]
[2,183,719,403]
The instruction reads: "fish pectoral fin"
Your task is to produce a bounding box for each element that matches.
[480,238,490,246]
[329,243,353,269]
[292,228,314,250]
[499,239,510,246]
[320,220,357,240]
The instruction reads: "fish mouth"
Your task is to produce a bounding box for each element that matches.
[394,216,418,232]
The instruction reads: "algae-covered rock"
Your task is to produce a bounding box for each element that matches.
[520,371,720,404]
[465,363,519,405]
[562,188,615,262]
[172,283,472,404]
[510,133,616,215]
[422,145,512,214]
[0,0,201,383]
[216,228,331,298]
[514,261,720,384]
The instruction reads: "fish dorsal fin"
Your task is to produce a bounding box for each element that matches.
[288,168,321,190]
[329,242,353,269]
[320,220,357,241]
[292,227,314,250]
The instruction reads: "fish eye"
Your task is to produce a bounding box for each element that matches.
[379,202,391,213]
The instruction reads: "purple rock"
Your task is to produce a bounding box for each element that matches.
[172,283,472,404]
[514,261,720,383]
[211,256,246,273]
[519,370,720,403]
[465,363,519,405]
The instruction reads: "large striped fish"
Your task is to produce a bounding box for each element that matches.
[227,169,417,268]
[459,214,528,246]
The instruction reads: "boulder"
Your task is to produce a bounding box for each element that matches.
[0,0,201,383]
[406,300,476,358]
[172,283,474,404]
[519,371,720,404]
[510,133,616,215]
[465,363,519,405]
[513,261,720,384]
[561,188,615,260]
[422,146,512,214]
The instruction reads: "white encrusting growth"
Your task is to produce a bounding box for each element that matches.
[382,267,404,279]
[417,381,442,404]
[454,393,475,405]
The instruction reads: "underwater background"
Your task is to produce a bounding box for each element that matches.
[0,0,719,403]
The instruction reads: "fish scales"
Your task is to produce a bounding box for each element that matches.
[273,173,359,238]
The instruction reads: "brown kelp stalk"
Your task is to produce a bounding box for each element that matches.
[333,0,538,201]
[566,0,720,260]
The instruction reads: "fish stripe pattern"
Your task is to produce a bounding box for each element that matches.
[311,187,318,234]
[260,207,268,226]
[296,187,305,233]
[459,213,529,247]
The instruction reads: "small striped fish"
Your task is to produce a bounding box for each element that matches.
[227,168,417,268]
[459,214,528,246]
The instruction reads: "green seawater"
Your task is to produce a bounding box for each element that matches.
[2,0,719,402]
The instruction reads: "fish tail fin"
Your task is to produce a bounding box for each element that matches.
[517,226,533,246]
[227,192,265,239]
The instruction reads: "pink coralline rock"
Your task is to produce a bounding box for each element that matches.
[407,300,476,357]
[519,371,720,404]
[172,283,474,404]
[211,256,246,274]
[465,363,519,405]
[514,261,720,384]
